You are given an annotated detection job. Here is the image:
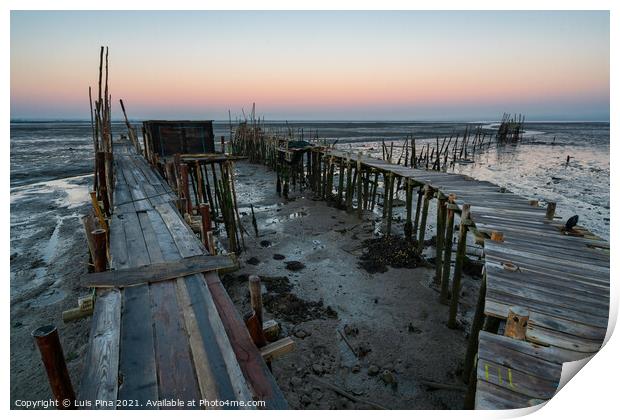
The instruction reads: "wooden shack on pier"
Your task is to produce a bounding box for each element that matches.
[143,120,216,158]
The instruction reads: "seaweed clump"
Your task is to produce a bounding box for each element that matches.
[358,236,427,274]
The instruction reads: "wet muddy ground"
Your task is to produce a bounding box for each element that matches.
[10,175,92,407]
[223,161,482,409]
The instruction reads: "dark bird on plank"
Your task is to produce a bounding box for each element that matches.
[564,215,579,231]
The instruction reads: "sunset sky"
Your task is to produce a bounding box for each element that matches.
[10,11,610,121]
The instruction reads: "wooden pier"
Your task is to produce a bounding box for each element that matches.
[78,139,287,409]
[311,149,609,409]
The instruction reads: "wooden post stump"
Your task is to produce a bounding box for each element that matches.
[416,185,432,252]
[440,194,457,303]
[546,202,557,220]
[246,276,267,348]
[199,203,212,251]
[32,325,76,409]
[505,306,530,340]
[91,228,107,273]
[490,231,504,242]
[435,195,447,284]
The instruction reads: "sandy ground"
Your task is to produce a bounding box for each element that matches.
[9,162,482,410]
[10,175,93,408]
[223,161,482,409]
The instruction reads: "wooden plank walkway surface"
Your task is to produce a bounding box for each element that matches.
[323,149,609,409]
[79,140,287,409]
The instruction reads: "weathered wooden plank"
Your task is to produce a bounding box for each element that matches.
[156,202,204,257]
[485,241,609,275]
[485,251,608,285]
[185,274,251,406]
[205,272,289,409]
[477,358,559,399]
[478,331,590,364]
[475,380,542,410]
[175,278,222,407]
[486,288,607,329]
[487,274,609,318]
[117,285,159,406]
[485,263,609,297]
[79,289,122,407]
[83,254,235,288]
[478,338,562,382]
[150,279,201,406]
[484,299,607,346]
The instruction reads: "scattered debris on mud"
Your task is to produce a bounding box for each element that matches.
[223,274,338,323]
[358,236,429,273]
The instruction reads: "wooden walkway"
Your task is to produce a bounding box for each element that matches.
[79,140,287,409]
[322,149,609,409]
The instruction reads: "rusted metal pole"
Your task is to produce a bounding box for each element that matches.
[32,325,76,409]
[92,228,107,273]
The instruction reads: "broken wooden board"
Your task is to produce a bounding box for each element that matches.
[82,254,235,288]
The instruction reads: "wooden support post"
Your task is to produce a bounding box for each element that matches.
[32,325,76,409]
[546,202,557,220]
[386,173,395,235]
[199,203,212,251]
[435,195,447,284]
[337,158,345,206]
[463,355,478,409]
[356,152,363,219]
[95,151,110,216]
[104,152,114,210]
[404,179,413,240]
[221,135,226,154]
[463,270,487,383]
[92,228,107,273]
[413,187,423,237]
[345,156,353,212]
[504,307,530,340]
[180,163,192,215]
[416,185,432,252]
[440,195,457,303]
[448,204,470,329]
[246,275,267,348]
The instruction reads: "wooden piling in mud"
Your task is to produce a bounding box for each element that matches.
[416,185,432,252]
[199,203,212,250]
[463,269,487,383]
[448,204,471,329]
[337,157,345,206]
[386,173,395,235]
[413,186,423,238]
[404,179,413,240]
[92,228,107,273]
[345,155,353,212]
[440,194,457,303]
[546,202,557,220]
[246,275,267,348]
[356,152,363,219]
[32,325,76,409]
[435,195,447,284]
